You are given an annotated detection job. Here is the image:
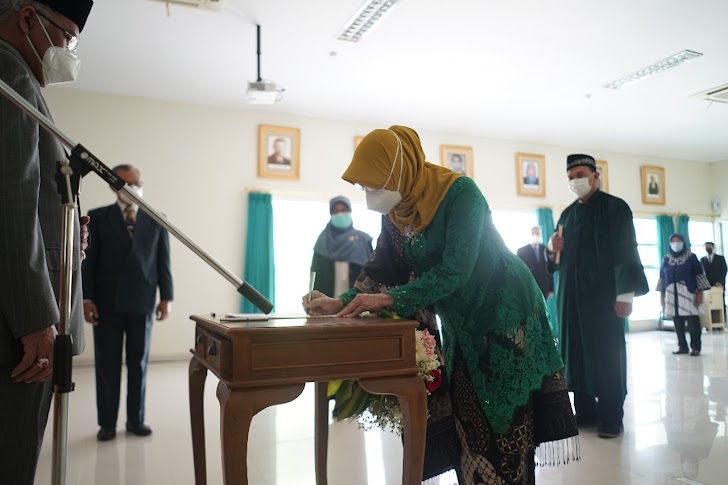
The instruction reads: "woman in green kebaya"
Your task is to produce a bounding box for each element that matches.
[305,125,578,484]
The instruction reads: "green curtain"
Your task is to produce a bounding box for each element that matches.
[677,215,690,248]
[241,193,275,313]
[535,207,558,339]
[656,215,674,265]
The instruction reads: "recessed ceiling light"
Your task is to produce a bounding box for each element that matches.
[604,50,703,89]
[337,0,401,42]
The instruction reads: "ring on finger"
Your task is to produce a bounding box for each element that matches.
[35,357,50,369]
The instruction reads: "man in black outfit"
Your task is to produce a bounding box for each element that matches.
[701,241,727,317]
[516,226,553,299]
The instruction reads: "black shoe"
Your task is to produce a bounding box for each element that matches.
[672,349,689,355]
[97,427,116,441]
[690,350,701,356]
[126,422,152,437]
[576,415,600,428]
[597,423,623,439]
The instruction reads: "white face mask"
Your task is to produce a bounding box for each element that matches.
[26,20,81,85]
[670,242,684,253]
[568,175,593,198]
[365,131,404,214]
[119,185,143,206]
[366,188,402,215]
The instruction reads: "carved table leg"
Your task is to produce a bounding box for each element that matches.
[315,381,329,485]
[360,375,427,485]
[216,381,305,485]
[189,357,208,485]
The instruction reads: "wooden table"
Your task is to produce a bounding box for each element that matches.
[188,314,427,485]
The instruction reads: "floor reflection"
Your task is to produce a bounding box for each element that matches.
[663,356,719,480]
[33,330,727,485]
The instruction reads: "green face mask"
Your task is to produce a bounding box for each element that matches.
[331,212,352,229]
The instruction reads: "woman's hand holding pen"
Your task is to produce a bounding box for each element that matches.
[303,291,395,317]
[303,291,344,315]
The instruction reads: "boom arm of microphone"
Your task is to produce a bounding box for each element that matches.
[0,78,273,314]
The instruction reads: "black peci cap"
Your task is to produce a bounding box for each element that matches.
[566,154,596,171]
[37,0,94,32]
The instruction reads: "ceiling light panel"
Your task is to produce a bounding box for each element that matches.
[604,50,703,89]
[337,0,401,42]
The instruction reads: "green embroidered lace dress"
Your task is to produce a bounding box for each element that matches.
[340,177,563,434]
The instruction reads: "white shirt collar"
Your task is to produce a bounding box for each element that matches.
[118,201,138,215]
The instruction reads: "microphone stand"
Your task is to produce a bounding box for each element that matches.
[0,79,273,485]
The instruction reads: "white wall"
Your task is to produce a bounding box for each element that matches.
[711,160,728,219]
[43,88,715,363]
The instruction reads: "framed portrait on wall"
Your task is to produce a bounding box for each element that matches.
[440,145,474,177]
[516,153,545,197]
[596,160,609,192]
[258,125,300,180]
[641,165,665,205]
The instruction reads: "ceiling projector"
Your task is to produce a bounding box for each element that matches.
[246,80,284,104]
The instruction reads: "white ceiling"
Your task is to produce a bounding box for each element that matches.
[64,0,728,161]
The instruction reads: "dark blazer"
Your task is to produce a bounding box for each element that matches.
[0,41,84,364]
[82,204,173,315]
[516,243,553,298]
[701,254,727,288]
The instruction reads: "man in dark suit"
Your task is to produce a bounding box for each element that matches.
[701,242,727,288]
[82,165,173,441]
[0,2,93,483]
[701,241,727,316]
[516,226,553,299]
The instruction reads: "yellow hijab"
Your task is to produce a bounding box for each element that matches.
[342,125,462,235]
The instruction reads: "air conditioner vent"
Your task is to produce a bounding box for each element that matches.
[150,0,223,10]
[691,83,728,103]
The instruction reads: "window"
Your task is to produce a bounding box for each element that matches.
[271,203,540,313]
[490,210,539,254]
[632,218,660,321]
[688,220,715,259]
[271,198,381,313]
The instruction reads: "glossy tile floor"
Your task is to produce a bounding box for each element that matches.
[35,330,727,485]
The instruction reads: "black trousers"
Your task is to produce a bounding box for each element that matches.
[573,391,624,427]
[93,312,153,428]
[0,364,54,485]
[673,315,702,351]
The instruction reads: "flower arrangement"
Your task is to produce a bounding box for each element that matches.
[328,325,443,435]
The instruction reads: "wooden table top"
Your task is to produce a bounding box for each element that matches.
[191,314,418,333]
[190,314,420,387]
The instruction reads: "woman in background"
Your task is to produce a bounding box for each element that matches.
[658,233,711,356]
[305,126,577,484]
[311,196,373,297]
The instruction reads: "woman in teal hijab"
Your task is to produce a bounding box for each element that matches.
[311,196,373,297]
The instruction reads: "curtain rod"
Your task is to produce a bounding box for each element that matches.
[246,189,556,212]
[245,187,360,199]
[632,211,716,220]
[489,202,555,211]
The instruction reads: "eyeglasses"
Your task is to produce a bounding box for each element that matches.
[37,12,78,51]
[355,184,381,193]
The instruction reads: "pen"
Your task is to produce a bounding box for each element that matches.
[308,271,317,304]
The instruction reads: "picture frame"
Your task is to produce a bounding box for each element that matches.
[440,145,474,177]
[258,125,300,180]
[641,165,665,205]
[516,153,545,197]
[596,160,609,193]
